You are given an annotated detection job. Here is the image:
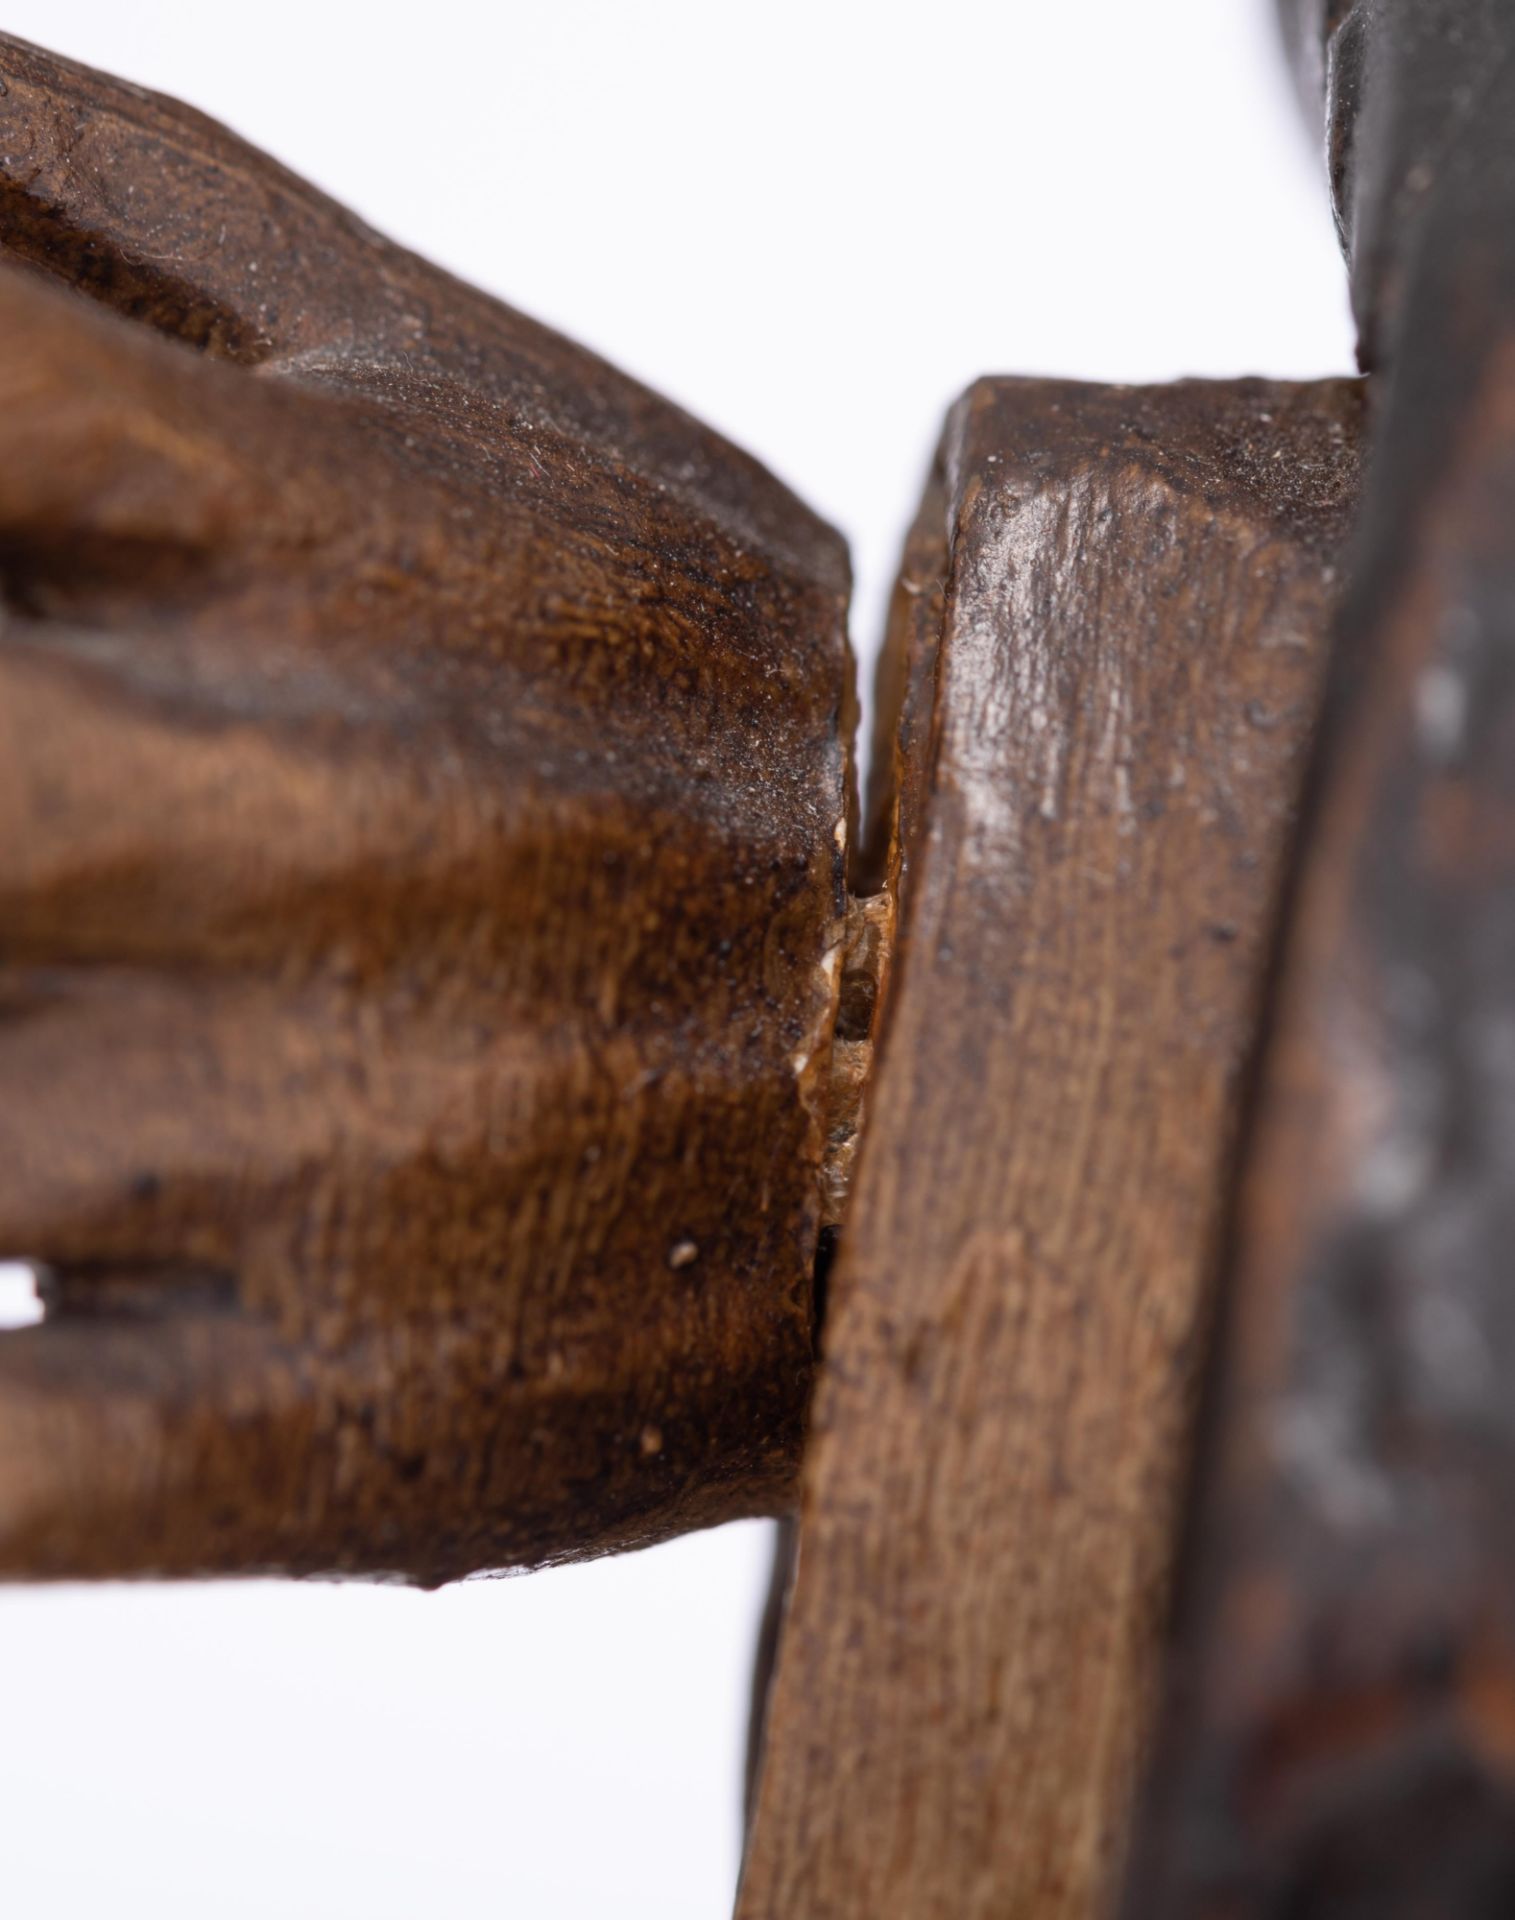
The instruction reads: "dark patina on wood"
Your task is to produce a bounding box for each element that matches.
[1128,3,1515,1912]
[0,34,856,1584]
[740,377,1362,1920]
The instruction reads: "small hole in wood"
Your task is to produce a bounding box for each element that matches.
[835,968,878,1042]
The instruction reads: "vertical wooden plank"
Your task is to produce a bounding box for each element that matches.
[740,378,1361,1919]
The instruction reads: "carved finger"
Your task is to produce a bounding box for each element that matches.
[0,32,409,364]
[0,261,269,572]
[0,28,856,585]
[0,1312,333,1579]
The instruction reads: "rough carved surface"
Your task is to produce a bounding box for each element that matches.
[1132,4,1515,1912]
[739,378,1362,1920]
[0,35,853,1583]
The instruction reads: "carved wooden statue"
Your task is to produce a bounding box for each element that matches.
[1,2,1511,1913]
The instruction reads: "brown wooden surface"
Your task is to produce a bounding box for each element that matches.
[1128,4,1515,1911]
[0,35,854,1584]
[739,377,1362,1920]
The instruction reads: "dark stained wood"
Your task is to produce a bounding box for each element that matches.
[1128,5,1515,1912]
[739,377,1362,1920]
[0,34,854,1583]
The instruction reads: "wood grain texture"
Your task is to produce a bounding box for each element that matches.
[0,35,853,1583]
[739,377,1362,1920]
[1129,5,1515,1912]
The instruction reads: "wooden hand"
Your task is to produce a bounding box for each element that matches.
[0,34,854,1583]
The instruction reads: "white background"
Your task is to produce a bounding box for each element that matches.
[0,3,1353,1915]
